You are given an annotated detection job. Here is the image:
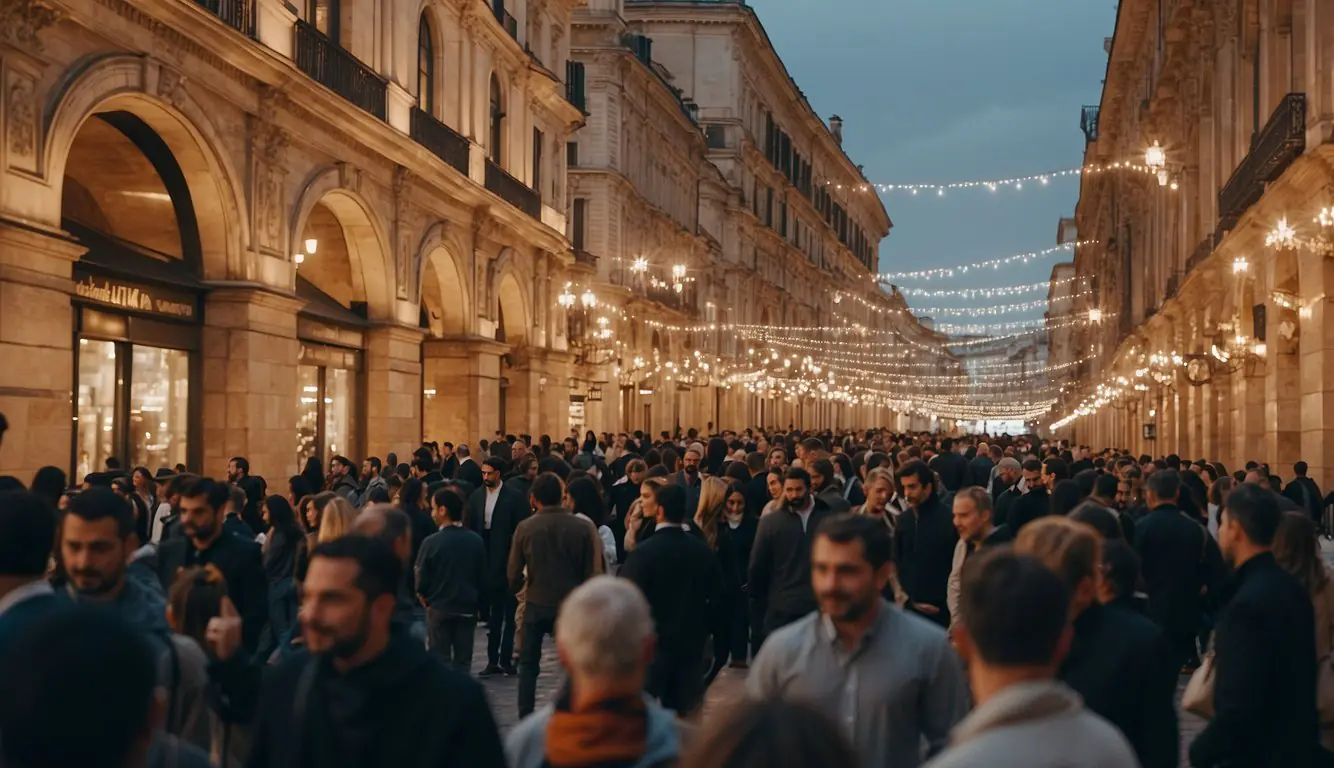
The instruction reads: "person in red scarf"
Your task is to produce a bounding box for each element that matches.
[504,576,688,768]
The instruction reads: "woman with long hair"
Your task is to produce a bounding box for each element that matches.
[695,476,730,551]
[567,475,616,569]
[704,437,729,478]
[260,495,304,656]
[1206,476,1234,540]
[1274,511,1334,758]
[832,452,865,507]
[300,456,325,494]
[317,496,358,543]
[287,475,313,511]
[30,465,67,510]
[622,476,668,554]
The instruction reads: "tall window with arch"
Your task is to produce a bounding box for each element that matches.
[418,15,435,115]
[489,74,505,164]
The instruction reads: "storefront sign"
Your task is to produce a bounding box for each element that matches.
[587,387,603,402]
[74,275,196,320]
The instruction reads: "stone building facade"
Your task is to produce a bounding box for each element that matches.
[0,0,583,481]
[1053,0,1334,486]
[563,0,933,435]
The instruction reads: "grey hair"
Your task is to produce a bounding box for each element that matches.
[354,504,411,549]
[997,457,1022,472]
[556,576,654,679]
[952,486,993,516]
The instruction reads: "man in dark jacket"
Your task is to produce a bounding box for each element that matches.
[893,459,958,628]
[247,536,506,768]
[0,491,59,658]
[156,477,268,654]
[748,467,834,640]
[928,437,968,492]
[1016,517,1179,768]
[1007,459,1051,535]
[467,457,528,676]
[1283,460,1324,526]
[620,483,724,715]
[966,443,995,489]
[328,456,360,504]
[810,458,852,515]
[1134,470,1214,671]
[507,473,598,718]
[1190,483,1317,768]
[991,457,1022,526]
[675,446,704,519]
[454,445,483,492]
[743,452,772,520]
[223,485,257,541]
[416,489,487,673]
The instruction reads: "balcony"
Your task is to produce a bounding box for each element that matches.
[410,108,469,175]
[294,20,387,120]
[573,249,598,269]
[193,0,254,36]
[1218,93,1306,232]
[485,159,540,219]
[1080,105,1099,143]
[1185,236,1214,274]
[565,61,587,114]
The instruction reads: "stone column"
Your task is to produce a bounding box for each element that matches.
[201,287,303,481]
[0,222,84,479]
[422,336,506,444]
[1299,259,1334,489]
[1234,369,1266,467]
[364,325,425,461]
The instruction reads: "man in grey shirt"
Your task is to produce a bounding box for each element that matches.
[748,513,969,767]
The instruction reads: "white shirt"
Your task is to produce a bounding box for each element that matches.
[793,496,816,532]
[484,485,501,529]
[150,501,173,543]
[0,580,53,619]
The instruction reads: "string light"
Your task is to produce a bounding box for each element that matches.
[911,291,1094,318]
[876,241,1095,282]
[896,274,1085,299]
[825,161,1162,196]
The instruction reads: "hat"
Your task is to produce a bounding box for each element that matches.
[153,467,177,481]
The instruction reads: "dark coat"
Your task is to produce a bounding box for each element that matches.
[966,455,994,489]
[507,507,597,620]
[440,455,459,480]
[223,514,256,542]
[993,485,1020,527]
[1284,476,1325,522]
[928,451,968,492]
[747,498,835,617]
[465,484,529,593]
[1189,553,1317,768]
[894,492,959,608]
[816,487,852,515]
[744,474,772,521]
[1134,504,1212,638]
[245,637,506,768]
[156,532,268,653]
[454,459,483,493]
[415,526,487,616]
[716,516,758,593]
[1008,485,1050,535]
[674,471,703,521]
[0,589,60,658]
[1061,603,1179,768]
[620,527,724,657]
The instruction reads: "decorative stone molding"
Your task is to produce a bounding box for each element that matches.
[156,66,188,109]
[337,161,362,194]
[6,71,36,159]
[0,0,63,52]
[393,166,417,299]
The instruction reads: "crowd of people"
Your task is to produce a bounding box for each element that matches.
[1,419,1332,767]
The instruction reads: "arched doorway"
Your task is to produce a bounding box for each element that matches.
[63,110,209,479]
[291,190,389,470]
[419,242,472,441]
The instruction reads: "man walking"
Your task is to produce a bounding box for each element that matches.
[894,460,959,628]
[945,487,1011,629]
[749,514,969,766]
[508,473,598,718]
[469,456,528,676]
[328,456,359,504]
[416,489,487,674]
[1134,470,1214,671]
[748,467,835,640]
[620,483,724,715]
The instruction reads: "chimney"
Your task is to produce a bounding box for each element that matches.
[829,114,843,145]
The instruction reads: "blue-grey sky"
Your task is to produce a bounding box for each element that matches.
[757,0,1117,328]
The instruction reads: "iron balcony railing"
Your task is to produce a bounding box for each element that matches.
[484,159,540,219]
[1080,105,1100,143]
[294,20,387,120]
[1218,93,1306,231]
[193,0,254,36]
[410,108,470,174]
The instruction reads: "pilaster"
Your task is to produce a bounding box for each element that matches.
[364,324,425,460]
[422,335,507,443]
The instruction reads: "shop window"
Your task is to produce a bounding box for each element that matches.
[129,346,189,471]
[297,361,360,468]
[75,339,191,480]
[75,339,118,480]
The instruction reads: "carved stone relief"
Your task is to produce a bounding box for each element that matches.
[5,71,36,161]
[0,0,64,52]
[392,166,416,299]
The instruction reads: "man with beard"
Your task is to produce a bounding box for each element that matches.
[155,477,268,655]
[468,457,528,677]
[1008,459,1051,535]
[893,460,958,629]
[748,514,968,767]
[945,487,1011,629]
[675,446,704,517]
[246,536,506,768]
[991,457,1022,527]
[328,456,360,504]
[356,457,388,508]
[747,467,835,641]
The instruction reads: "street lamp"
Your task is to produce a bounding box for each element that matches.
[304,238,319,255]
[580,289,597,309]
[1145,141,1165,172]
[630,256,648,274]
[1232,256,1250,275]
[1087,308,1103,324]
[558,283,576,308]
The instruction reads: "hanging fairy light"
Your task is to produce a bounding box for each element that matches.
[876,241,1095,282]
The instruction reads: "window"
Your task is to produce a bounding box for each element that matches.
[705,124,726,149]
[418,15,434,115]
[572,198,587,250]
[310,0,338,40]
[566,141,579,167]
[489,74,505,164]
[532,127,543,194]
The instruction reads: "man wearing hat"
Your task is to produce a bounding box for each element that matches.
[149,468,187,543]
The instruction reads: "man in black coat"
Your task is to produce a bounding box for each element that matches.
[247,536,506,768]
[1016,516,1179,768]
[893,459,958,628]
[743,452,772,519]
[155,477,268,655]
[466,457,528,676]
[927,437,967,492]
[1007,459,1051,535]
[620,482,723,715]
[748,467,835,640]
[1134,470,1215,671]
[454,445,483,492]
[1190,483,1317,768]
[1283,460,1325,526]
[991,457,1022,526]
[966,443,996,489]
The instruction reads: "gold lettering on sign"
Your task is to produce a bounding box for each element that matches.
[74,276,195,319]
